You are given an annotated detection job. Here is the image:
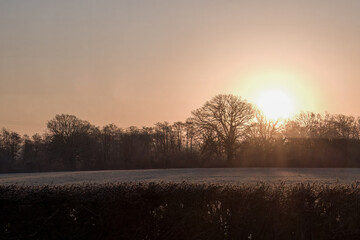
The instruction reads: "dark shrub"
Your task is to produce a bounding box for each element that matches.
[1,183,360,240]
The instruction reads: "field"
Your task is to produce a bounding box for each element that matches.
[1,168,360,185]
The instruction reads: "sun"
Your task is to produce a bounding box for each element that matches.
[255,89,295,120]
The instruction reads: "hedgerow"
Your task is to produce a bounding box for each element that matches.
[1,182,360,239]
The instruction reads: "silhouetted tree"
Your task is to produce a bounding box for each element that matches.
[247,110,280,145]
[0,129,22,172]
[46,114,99,170]
[3,95,360,172]
[184,120,196,153]
[101,124,123,169]
[21,134,47,172]
[153,122,172,167]
[191,94,255,165]
[327,114,357,139]
[121,126,153,168]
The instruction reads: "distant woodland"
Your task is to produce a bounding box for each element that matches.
[1,94,360,173]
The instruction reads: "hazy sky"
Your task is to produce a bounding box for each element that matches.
[1,0,360,134]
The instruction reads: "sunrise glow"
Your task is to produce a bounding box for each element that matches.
[255,89,295,120]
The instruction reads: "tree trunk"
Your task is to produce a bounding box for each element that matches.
[226,147,234,166]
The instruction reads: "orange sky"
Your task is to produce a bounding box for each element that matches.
[1,0,360,135]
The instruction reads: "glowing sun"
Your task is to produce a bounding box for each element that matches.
[255,89,295,120]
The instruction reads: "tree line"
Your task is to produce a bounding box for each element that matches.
[1,94,360,173]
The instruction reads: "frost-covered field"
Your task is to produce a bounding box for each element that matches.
[1,168,360,185]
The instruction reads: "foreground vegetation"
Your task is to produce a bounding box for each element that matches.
[2,94,360,172]
[1,183,360,239]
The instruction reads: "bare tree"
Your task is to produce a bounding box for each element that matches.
[247,110,280,147]
[102,124,122,169]
[190,94,255,164]
[0,128,22,172]
[47,114,99,170]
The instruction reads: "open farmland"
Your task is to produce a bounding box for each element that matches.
[1,168,360,185]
